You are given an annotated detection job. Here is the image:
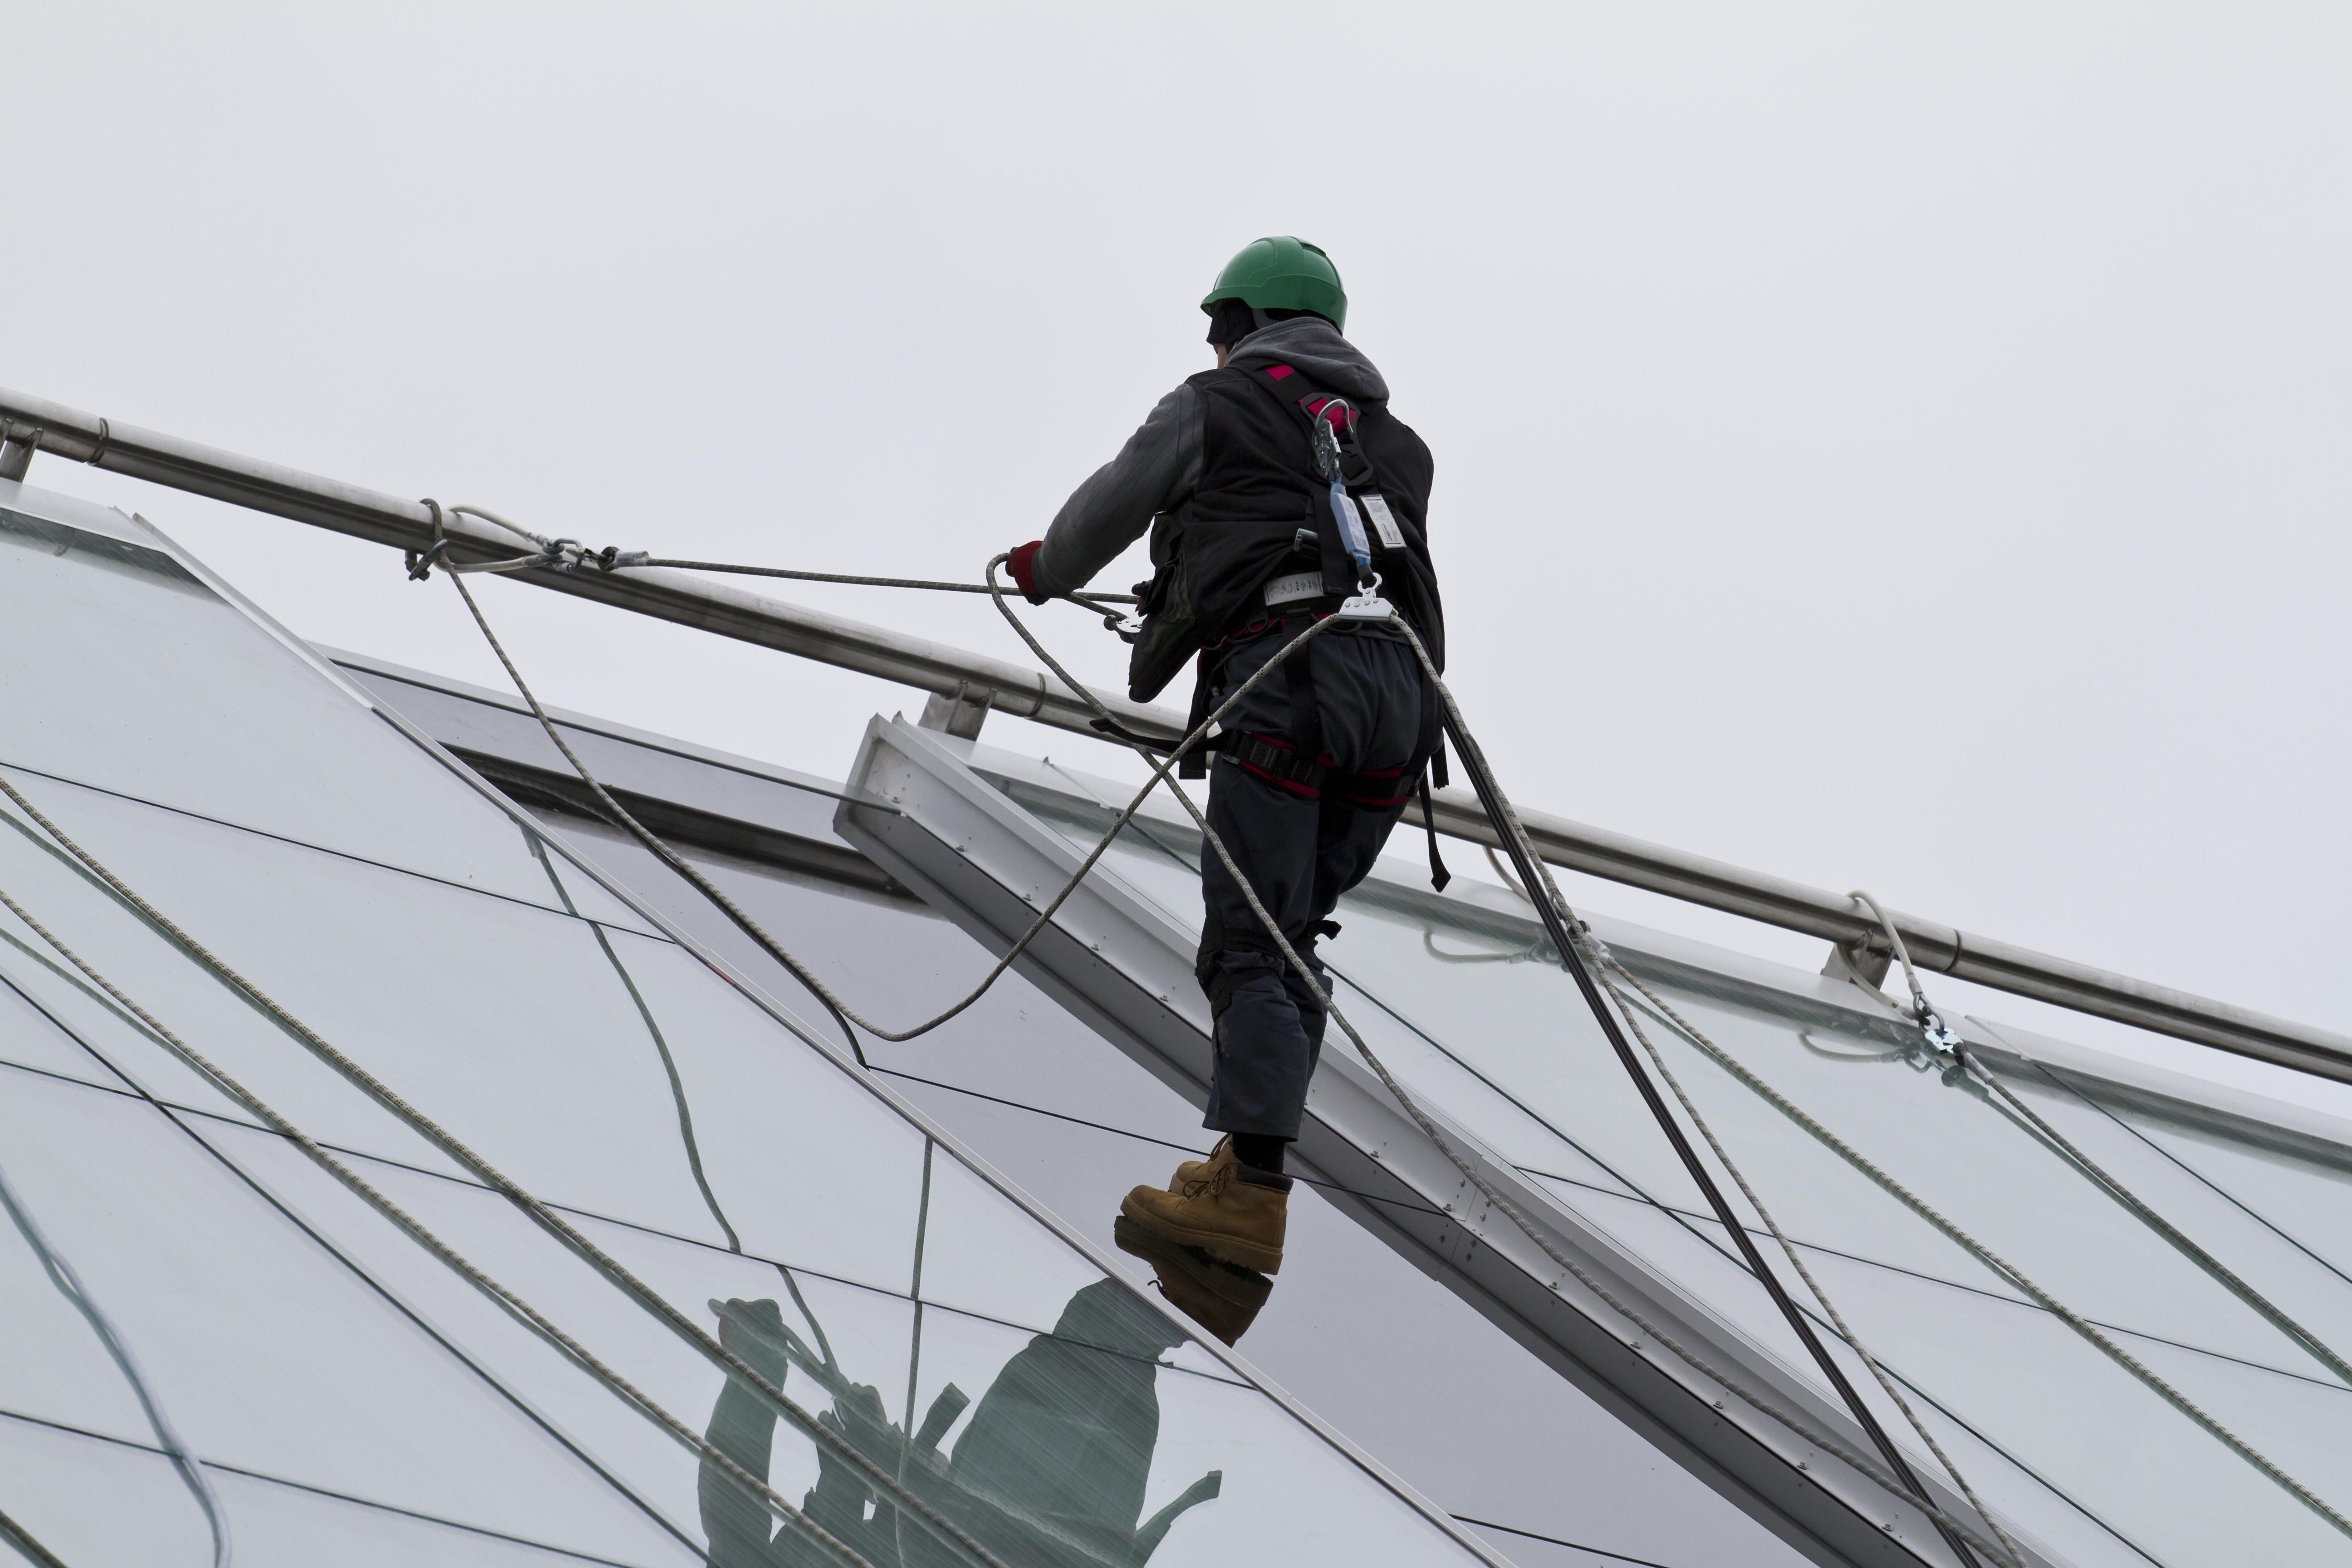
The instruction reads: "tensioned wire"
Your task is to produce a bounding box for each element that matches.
[0,774,1000,1568]
[431,532,2028,1562]
[413,518,2341,1555]
[1841,890,2352,1394]
[984,553,2352,1554]
[984,577,2020,1566]
[0,868,874,1568]
[0,565,1348,1568]
[433,500,1350,1061]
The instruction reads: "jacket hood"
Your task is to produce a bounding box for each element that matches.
[1226,316,1389,403]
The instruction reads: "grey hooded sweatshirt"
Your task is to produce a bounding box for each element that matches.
[1030,316,1393,600]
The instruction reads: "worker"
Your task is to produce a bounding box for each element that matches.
[1007,237,1445,1280]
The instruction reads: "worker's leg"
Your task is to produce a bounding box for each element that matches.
[1196,661,1324,1151]
[1122,623,1319,1272]
[1308,632,1430,919]
[1194,626,1423,1147]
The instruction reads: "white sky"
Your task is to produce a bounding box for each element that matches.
[7,1,2350,1122]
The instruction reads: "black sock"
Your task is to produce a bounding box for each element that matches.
[1231,1134,1285,1174]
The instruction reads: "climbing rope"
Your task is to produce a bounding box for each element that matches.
[0,773,1003,1568]
[975,564,2023,1562]
[1581,960,2026,1566]
[0,1149,232,1568]
[420,529,2025,1559]
[410,519,2352,1553]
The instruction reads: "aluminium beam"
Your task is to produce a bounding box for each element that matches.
[4,383,2346,1083]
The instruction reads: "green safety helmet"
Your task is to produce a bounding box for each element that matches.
[1200,236,1347,332]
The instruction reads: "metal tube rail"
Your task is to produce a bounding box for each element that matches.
[6,384,2346,1083]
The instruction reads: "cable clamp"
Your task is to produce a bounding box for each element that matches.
[405,537,451,581]
[595,546,651,571]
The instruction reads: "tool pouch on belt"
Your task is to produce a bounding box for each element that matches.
[1126,511,1205,705]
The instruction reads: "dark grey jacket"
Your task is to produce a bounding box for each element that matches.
[1031,317,1392,600]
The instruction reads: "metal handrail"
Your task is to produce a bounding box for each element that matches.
[6,383,2345,1082]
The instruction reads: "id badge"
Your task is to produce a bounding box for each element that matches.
[1358,492,1407,551]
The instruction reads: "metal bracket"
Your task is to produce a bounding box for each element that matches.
[917,681,992,741]
[1820,940,1891,990]
[0,431,37,483]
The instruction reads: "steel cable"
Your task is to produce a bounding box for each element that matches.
[1844,891,2352,1392]
[1583,966,2026,1565]
[442,561,1342,1053]
[1601,947,2352,1540]
[428,541,2017,1554]
[424,526,2348,1554]
[974,566,2024,1563]
[0,772,1000,1568]
[0,867,875,1568]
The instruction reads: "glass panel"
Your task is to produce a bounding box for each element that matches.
[0,509,1493,1567]
[0,770,739,1244]
[0,1416,215,1567]
[221,1120,1481,1568]
[0,1068,701,1563]
[0,491,564,910]
[2038,1071,2352,1308]
[993,773,2352,1566]
[0,1415,666,1567]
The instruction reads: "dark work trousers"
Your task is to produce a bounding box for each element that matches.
[1197,618,1427,1141]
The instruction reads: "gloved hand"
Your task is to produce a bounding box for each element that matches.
[1005,540,1053,606]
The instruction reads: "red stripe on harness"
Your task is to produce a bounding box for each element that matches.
[1234,757,1323,799]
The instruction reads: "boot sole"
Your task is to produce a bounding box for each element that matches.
[1119,1191,1284,1274]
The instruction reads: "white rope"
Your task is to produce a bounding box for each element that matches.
[976,568,2027,1563]
[427,529,2021,1555]
[0,1151,232,1568]
[442,559,1341,1052]
[418,524,2350,1553]
[1583,959,2026,1565]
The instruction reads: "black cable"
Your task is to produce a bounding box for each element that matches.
[1440,709,1984,1568]
[0,1504,69,1568]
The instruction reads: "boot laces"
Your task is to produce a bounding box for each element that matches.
[1181,1159,1236,1200]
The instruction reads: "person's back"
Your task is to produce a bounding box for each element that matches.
[1006,238,1445,1290]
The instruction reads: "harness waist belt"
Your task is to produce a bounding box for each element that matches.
[1264,570,1324,607]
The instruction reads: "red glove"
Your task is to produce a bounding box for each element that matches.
[1006,540,1053,605]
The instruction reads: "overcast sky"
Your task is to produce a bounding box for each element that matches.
[7,2,2350,1117]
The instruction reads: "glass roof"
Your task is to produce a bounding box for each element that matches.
[952,756,2352,1568]
[0,485,1501,1568]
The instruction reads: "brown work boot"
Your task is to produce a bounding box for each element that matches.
[1121,1147,1291,1274]
[1170,1136,1233,1191]
[1115,1216,1272,1345]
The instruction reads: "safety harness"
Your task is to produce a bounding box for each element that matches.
[1178,360,1453,890]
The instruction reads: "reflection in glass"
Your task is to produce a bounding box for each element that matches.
[0,488,1500,1568]
[702,1280,1222,1568]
